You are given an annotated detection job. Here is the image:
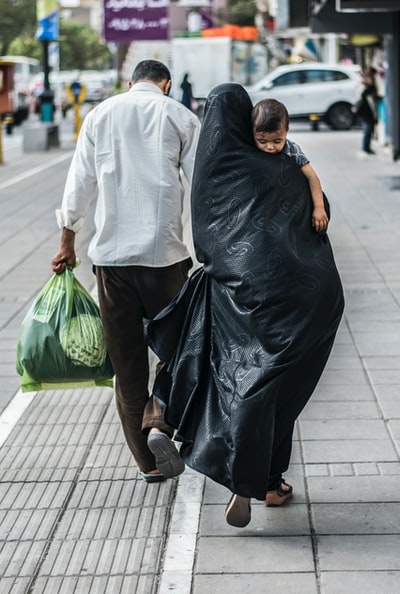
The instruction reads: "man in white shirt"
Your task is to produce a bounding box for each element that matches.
[51,60,201,483]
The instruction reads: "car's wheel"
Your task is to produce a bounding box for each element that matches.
[326,102,354,130]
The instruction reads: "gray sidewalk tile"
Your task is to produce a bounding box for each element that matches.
[353,462,380,475]
[67,478,172,511]
[348,319,400,333]
[378,462,400,475]
[195,536,315,573]
[374,384,400,399]
[300,400,381,420]
[306,464,331,476]
[320,571,400,594]
[312,384,376,401]
[311,502,400,534]
[317,535,400,571]
[302,438,398,464]
[368,369,400,384]
[378,398,400,419]
[193,573,319,594]
[352,334,400,357]
[1,539,45,579]
[364,356,400,369]
[0,481,70,511]
[38,536,164,577]
[317,368,369,385]
[200,502,310,536]
[307,475,400,503]
[388,420,400,437]
[326,355,364,370]
[0,577,32,594]
[299,419,389,440]
[0,508,59,541]
[344,290,398,314]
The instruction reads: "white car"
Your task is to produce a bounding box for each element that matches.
[245,62,362,130]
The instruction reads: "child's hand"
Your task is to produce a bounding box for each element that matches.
[312,207,329,233]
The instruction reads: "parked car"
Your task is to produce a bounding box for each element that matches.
[245,62,362,130]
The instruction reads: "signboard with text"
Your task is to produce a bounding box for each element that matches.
[103,0,170,42]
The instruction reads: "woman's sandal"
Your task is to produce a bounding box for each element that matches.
[264,478,293,507]
[225,494,251,527]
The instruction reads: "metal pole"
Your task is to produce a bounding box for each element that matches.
[43,39,50,91]
[40,39,54,122]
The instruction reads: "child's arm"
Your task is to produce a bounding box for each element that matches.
[301,163,329,232]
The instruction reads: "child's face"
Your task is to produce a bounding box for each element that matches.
[253,126,287,154]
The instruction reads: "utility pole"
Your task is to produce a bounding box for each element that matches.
[36,0,59,122]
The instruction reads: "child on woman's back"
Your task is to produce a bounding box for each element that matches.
[252,98,329,233]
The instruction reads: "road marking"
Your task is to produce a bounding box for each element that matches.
[0,151,73,191]
[0,389,37,447]
[158,471,205,594]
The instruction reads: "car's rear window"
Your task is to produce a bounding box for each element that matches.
[272,72,303,86]
[271,69,350,87]
[304,69,350,83]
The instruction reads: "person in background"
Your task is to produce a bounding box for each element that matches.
[354,66,378,156]
[252,98,329,234]
[51,59,201,484]
[180,72,194,111]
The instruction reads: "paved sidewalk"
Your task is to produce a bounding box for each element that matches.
[0,121,400,594]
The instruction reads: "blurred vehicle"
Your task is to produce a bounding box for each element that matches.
[0,55,40,133]
[33,70,118,118]
[245,62,362,130]
[83,73,116,104]
[58,70,117,115]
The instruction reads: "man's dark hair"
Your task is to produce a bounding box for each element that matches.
[252,98,289,133]
[132,60,171,83]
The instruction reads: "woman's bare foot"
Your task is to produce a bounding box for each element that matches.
[225,494,251,527]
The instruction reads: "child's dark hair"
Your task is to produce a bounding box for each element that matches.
[252,99,289,133]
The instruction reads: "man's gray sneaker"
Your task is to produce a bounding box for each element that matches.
[147,433,185,479]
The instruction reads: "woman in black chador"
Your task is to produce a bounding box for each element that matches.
[180,72,193,110]
[146,83,344,528]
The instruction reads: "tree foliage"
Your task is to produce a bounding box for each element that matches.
[5,20,113,71]
[7,34,42,61]
[58,21,113,70]
[227,0,258,26]
[0,0,37,55]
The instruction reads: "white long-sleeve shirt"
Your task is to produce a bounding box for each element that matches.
[56,82,201,267]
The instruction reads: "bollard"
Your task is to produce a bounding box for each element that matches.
[73,103,82,142]
[39,89,55,123]
[309,114,320,131]
[0,116,14,163]
[41,102,53,123]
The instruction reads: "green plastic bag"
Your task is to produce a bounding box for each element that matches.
[16,267,114,392]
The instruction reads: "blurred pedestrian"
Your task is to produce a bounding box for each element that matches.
[180,72,194,110]
[146,83,344,527]
[51,59,201,483]
[354,66,378,155]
